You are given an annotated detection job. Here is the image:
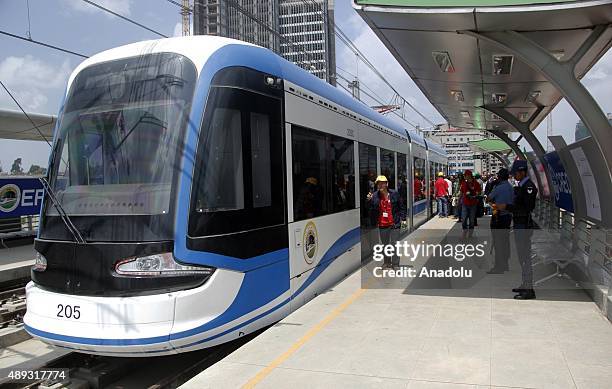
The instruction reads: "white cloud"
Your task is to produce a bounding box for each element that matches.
[61,0,132,17]
[173,22,183,37]
[0,55,73,112]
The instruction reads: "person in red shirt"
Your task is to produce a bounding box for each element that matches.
[460,170,481,238]
[434,172,449,217]
[367,175,406,268]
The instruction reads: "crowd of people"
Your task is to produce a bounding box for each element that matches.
[364,160,538,299]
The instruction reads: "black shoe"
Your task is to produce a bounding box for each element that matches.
[512,287,526,293]
[514,290,536,300]
[487,268,504,274]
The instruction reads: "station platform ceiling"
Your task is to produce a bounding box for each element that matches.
[353,0,612,134]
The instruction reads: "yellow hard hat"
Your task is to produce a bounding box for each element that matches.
[438,172,444,177]
[375,175,388,183]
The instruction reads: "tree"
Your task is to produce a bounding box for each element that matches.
[10,158,23,175]
[28,164,46,176]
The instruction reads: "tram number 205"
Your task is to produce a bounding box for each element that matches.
[56,304,81,320]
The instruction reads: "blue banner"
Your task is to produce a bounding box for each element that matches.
[543,151,574,212]
[0,178,44,218]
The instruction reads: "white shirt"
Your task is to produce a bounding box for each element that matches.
[444,178,452,196]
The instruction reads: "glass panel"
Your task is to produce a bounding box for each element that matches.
[41,52,197,242]
[195,108,244,212]
[293,127,327,221]
[251,112,272,208]
[397,153,408,227]
[190,82,284,237]
[330,135,354,213]
[413,157,426,202]
[380,149,395,190]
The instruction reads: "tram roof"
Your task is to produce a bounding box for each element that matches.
[354,0,612,133]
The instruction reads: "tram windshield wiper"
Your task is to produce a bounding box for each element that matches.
[39,177,87,244]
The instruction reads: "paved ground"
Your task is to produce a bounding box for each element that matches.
[182,217,612,389]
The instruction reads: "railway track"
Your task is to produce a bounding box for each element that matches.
[3,328,266,389]
[0,281,28,329]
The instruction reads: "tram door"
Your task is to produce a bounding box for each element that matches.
[358,143,378,262]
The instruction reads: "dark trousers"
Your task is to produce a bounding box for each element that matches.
[462,204,477,230]
[491,214,512,270]
[379,226,399,266]
[514,223,534,288]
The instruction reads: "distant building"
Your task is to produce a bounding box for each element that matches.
[575,113,612,142]
[422,124,505,176]
[193,0,336,84]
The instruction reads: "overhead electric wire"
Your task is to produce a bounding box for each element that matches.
[336,73,417,128]
[80,0,168,38]
[333,25,436,126]
[293,0,435,127]
[0,80,52,146]
[0,30,89,58]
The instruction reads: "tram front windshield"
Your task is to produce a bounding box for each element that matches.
[41,53,197,242]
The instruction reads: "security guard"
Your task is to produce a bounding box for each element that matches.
[486,168,513,274]
[507,160,538,299]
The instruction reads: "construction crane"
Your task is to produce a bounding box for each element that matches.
[181,0,192,36]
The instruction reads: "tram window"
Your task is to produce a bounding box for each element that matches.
[293,128,328,220]
[199,107,244,211]
[189,76,284,237]
[380,149,395,189]
[358,143,377,226]
[413,157,426,202]
[397,153,408,212]
[292,126,355,222]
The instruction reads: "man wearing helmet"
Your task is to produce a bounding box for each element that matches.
[367,175,407,268]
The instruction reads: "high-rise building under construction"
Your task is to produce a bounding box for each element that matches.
[193,0,336,84]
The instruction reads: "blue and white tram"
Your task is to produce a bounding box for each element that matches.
[25,36,446,356]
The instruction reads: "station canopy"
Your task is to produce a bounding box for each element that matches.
[468,138,512,153]
[354,0,612,133]
[0,109,56,141]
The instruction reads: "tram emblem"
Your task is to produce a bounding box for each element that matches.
[302,221,318,264]
[0,184,20,213]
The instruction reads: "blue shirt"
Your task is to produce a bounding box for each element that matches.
[488,180,514,215]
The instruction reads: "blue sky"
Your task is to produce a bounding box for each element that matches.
[0,0,610,172]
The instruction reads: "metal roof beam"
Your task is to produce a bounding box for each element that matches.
[462,26,612,184]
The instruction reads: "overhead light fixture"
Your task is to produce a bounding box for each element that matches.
[526,90,541,103]
[492,93,507,104]
[460,111,471,118]
[450,90,464,102]
[551,50,565,60]
[519,112,529,121]
[432,51,455,73]
[492,54,514,75]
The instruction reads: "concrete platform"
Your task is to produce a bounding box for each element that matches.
[182,217,612,389]
[0,244,35,284]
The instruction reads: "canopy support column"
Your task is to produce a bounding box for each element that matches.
[488,129,545,193]
[483,104,553,199]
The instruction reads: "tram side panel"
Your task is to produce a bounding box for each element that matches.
[283,86,362,311]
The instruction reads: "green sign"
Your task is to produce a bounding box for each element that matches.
[355,0,578,7]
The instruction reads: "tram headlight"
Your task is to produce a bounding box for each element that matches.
[33,253,47,272]
[115,252,214,277]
